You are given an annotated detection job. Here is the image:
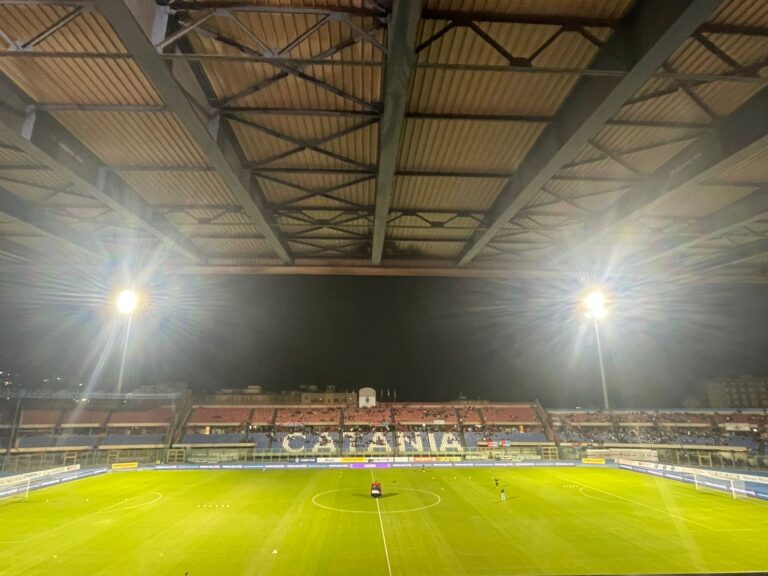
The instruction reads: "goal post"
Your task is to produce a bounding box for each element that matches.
[0,477,31,501]
[693,473,746,499]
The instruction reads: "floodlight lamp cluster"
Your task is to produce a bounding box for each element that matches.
[582,289,608,320]
[115,289,140,316]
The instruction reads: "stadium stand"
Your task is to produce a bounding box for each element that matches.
[187,407,251,426]
[19,409,60,428]
[344,406,391,426]
[344,431,394,454]
[179,433,252,446]
[482,405,539,424]
[393,404,458,425]
[272,431,340,454]
[456,406,483,425]
[60,409,108,428]
[486,431,548,444]
[107,406,172,427]
[395,431,432,453]
[275,408,340,426]
[250,407,276,425]
[17,435,99,449]
[100,434,166,447]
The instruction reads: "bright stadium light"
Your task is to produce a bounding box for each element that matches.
[580,288,611,410]
[115,289,139,316]
[583,289,607,320]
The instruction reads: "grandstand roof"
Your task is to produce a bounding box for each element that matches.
[1,0,768,282]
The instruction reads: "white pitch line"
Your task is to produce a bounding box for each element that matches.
[560,476,715,531]
[371,470,393,576]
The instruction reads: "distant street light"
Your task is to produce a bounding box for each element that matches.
[582,289,610,410]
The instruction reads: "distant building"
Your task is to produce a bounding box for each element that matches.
[705,376,768,409]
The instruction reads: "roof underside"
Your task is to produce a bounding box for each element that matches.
[0,0,767,283]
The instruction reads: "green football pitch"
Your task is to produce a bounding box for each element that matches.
[1,467,767,576]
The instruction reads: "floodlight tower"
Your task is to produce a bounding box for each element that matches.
[114,288,140,392]
[582,289,610,410]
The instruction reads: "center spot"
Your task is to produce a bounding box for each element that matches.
[312,488,441,514]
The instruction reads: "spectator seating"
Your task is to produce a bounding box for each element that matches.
[60,409,108,428]
[481,406,538,425]
[553,411,612,425]
[392,404,457,424]
[344,406,391,426]
[250,407,275,425]
[17,435,98,449]
[724,435,759,452]
[179,432,252,445]
[487,431,547,443]
[271,431,340,453]
[395,431,432,452]
[187,407,251,426]
[100,434,165,447]
[343,431,393,453]
[431,431,464,451]
[463,431,482,449]
[275,408,340,426]
[456,406,483,425]
[19,409,60,428]
[108,407,172,427]
[657,412,712,426]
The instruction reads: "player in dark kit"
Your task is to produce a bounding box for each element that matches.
[494,478,499,488]
[371,481,382,498]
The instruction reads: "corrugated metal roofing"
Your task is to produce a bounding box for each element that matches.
[0,6,124,52]
[398,119,545,172]
[53,111,207,167]
[1,0,768,279]
[118,170,239,206]
[0,57,160,105]
[392,175,505,211]
[422,0,633,19]
[647,184,756,218]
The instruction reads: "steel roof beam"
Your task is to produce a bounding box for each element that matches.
[554,87,768,265]
[456,0,721,267]
[0,78,206,263]
[0,184,104,261]
[686,238,768,276]
[94,0,292,263]
[628,189,768,268]
[370,0,422,265]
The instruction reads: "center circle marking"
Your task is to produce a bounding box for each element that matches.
[312,488,441,514]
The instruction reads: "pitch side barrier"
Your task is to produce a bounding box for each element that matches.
[0,465,108,499]
[143,457,614,472]
[617,458,768,501]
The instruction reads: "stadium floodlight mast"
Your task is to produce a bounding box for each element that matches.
[582,289,610,411]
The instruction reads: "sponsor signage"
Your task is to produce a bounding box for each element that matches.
[111,462,139,470]
[0,464,80,487]
[581,458,606,465]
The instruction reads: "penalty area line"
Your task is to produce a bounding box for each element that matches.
[371,470,393,576]
[559,476,715,531]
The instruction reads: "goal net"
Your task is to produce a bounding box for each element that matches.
[0,477,31,502]
[693,473,747,499]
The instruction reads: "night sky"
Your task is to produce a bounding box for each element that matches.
[1,269,766,409]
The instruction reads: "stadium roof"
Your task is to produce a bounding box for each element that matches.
[1,0,768,282]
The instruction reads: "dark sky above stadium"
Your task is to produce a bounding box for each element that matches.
[0,270,766,408]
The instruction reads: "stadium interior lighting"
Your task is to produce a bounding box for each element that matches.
[115,289,140,315]
[583,289,608,320]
